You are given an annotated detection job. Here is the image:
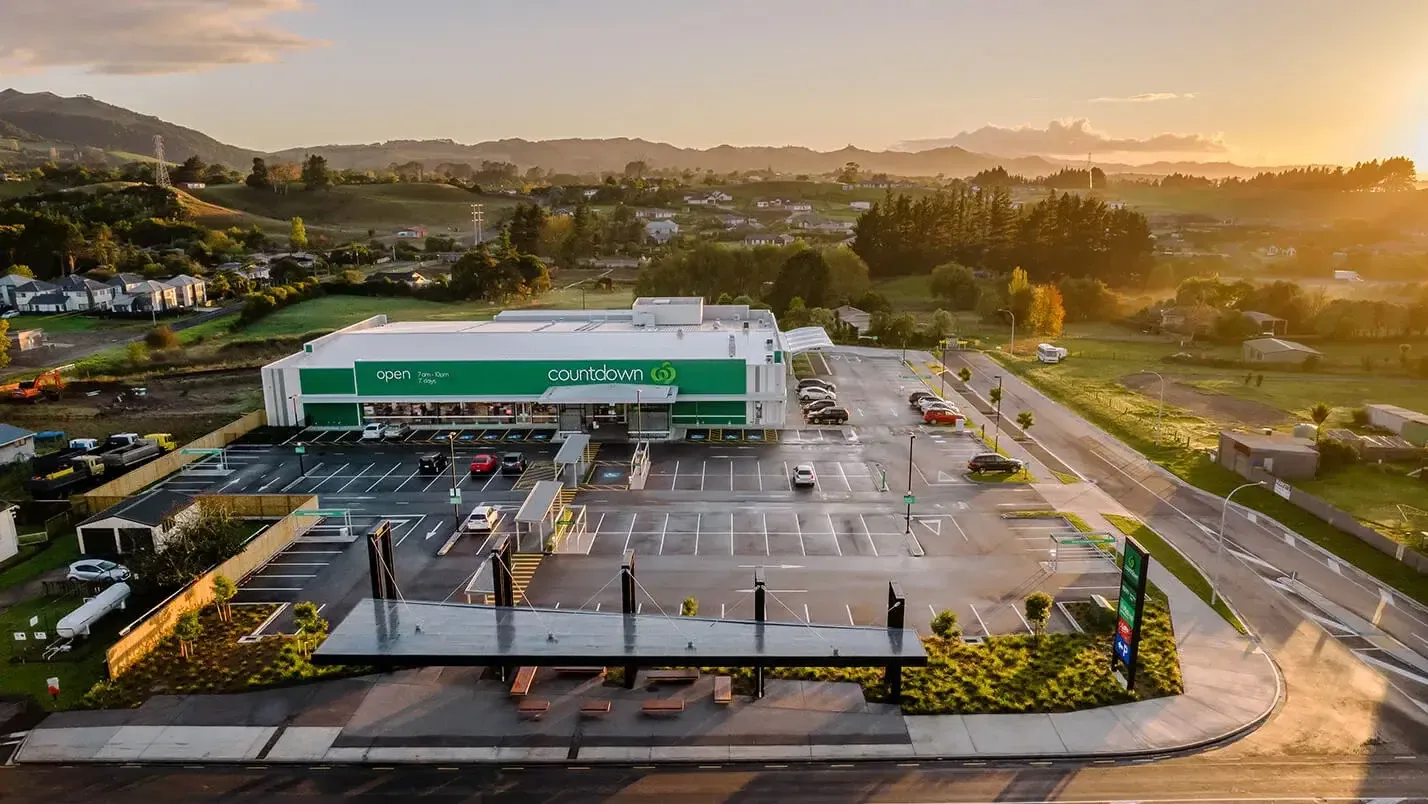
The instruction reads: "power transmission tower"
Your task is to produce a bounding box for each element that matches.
[1085,152,1093,192]
[471,203,484,245]
[153,135,171,188]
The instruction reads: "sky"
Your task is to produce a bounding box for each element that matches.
[2,0,1428,166]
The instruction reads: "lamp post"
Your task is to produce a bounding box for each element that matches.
[992,375,1005,451]
[1138,370,1166,445]
[287,394,299,429]
[448,431,461,523]
[997,308,1015,357]
[904,434,916,534]
[1211,482,1264,606]
[939,339,947,399]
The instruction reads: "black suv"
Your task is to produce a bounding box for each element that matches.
[806,407,849,425]
[418,453,450,475]
[500,452,527,474]
[967,453,1024,473]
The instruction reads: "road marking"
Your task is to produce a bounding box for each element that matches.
[729,512,735,555]
[1327,557,1342,575]
[694,512,701,555]
[335,463,374,493]
[762,513,770,556]
[795,513,805,556]
[836,461,851,491]
[949,515,969,542]
[256,573,316,578]
[803,603,810,622]
[393,468,419,491]
[858,514,878,556]
[420,472,446,493]
[701,460,707,490]
[671,460,679,488]
[424,525,442,540]
[827,513,842,556]
[845,604,855,625]
[623,515,636,554]
[363,463,399,493]
[393,514,426,547]
[757,461,763,492]
[928,603,937,617]
[280,461,324,492]
[312,462,349,491]
[1013,604,1033,633]
[969,603,987,636]
[659,513,668,555]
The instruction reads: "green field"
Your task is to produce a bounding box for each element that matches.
[0,180,36,199]
[193,184,519,233]
[0,593,108,709]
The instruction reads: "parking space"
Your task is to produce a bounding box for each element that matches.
[584,508,923,557]
[640,456,879,493]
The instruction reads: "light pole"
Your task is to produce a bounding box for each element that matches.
[1138,370,1166,445]
[904,434,916,534]
[1211,482,1264,606]
[992,375,1004,451]
[448,431,460,523]
[288,394,299,429]
[997,308,1015,357]
[939,339,947,398]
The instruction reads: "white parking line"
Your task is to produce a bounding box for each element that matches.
[336,463,374,493]
[1013,604,1033,634]
[795,514,805,556]
[826,513,842,556]
[420,472,446,493]
[701,460,707,489]
[859,514,878,557]
[672,460,680,487]
[969,603,987,635]
[728,513,735,555]
[364,463,399,493]
[694,513,701,555]
[624,515,637,554]
[659,513,669,555]
[312,463,349,491]
[392,468,419,491]
[845,604,855,626]
[757,460,763,492]
[280,461,324,492]
[950,516,969,542]
[762,513,770,556]
[257,574,317,578]
[836,462,851,491]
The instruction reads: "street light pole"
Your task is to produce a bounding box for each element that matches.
[448,431,460,522]
[940,339,947,399]
[288,394,299,429]
[904,434,916,534]
[1211,481,1264,606]
[998,308,1015,357]
[992,375,1004,451]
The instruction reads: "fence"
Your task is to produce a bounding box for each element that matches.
[73,410,267,516]
[1238,465,1428,574]
[103,494,318,678]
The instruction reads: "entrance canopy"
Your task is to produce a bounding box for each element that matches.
[780,326,834,354]
[538,384,677,405]
[315,599,928,667]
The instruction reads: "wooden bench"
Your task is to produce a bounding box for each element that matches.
[509,666,537,697]
[516,698,550,719]
[645,669,699,684]
[713,675,732,704]
[554,666,606,677]
[641,699,685,716]
[580,699,612,716]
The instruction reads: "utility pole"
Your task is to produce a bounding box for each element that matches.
[449,431,461,523]
[904,434,916,534]
[471,203,484,245]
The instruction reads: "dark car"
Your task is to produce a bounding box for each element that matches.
[909,390,935,407]
[469,452,498,474]
[418,452,450,475]
[500,452,527,474]
[806,407,849,425]
[967,453,1025,473]
[803,398,837,414]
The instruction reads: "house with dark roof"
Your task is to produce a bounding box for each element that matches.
[57,275,115,311]
[0,273,31,308]
[113,279,179,314]
[106,273,149,293]
[370,269,430,288]
[1241,310,1287,336]
[76,490,197,556]
[12,279,59,311]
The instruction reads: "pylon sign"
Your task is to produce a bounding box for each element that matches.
[1110,535,1152,691]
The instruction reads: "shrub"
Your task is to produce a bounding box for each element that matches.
[930,609,960,640]
[126,340,149,365]
[144,326,181,350]
[1317,438,1360,474]
[1025,592,1053,637]
[681,596,698,617]
[1350,407,1370,428]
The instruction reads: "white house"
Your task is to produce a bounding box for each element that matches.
[177,181,206,190]
[634,208,676,220]
[164,274,208,308]
[644,219,680,243]
[106,273,148,293]
[0,424,36,466]
[707,191,733,203]
[717,215,749,229]
[13,279,59,311]
[787,202,813,213]
[849,201,872,211]
[58,276,116,311]
[0,504,17,564]
[114,280,179,315]
[76,490,198,556]
[581,188,600,199]
[0,273,31,308]
[683,194,710,206]
[743,233,795,247]
[371,269,430,288]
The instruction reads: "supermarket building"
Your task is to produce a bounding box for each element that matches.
[261,297,831,440]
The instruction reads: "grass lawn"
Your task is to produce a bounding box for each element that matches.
[0,595,109,709]
[1297,463,1428,551]
[1104,513,1246,633]
[7,313,151,334]
[0,532,80,589]
[0,180,36,199]
[969,468,1036,483]
[195,184,519,232]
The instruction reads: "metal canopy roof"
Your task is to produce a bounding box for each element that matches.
[314,599,928,667]
[537,384,677,405]
[515,480,564,523]
[780,327,834,354]
[553,433,590,465]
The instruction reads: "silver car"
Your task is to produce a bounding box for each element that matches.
[67,559,130,583]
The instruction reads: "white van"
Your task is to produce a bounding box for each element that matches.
[1036,343,1069,364]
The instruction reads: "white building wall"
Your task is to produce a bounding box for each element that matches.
[0,436,36,466]
[0,506,17,564]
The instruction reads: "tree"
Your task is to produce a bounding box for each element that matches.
[930,609,960,640]
[245,157,271,190]
[289,217,307,251]
[126,501,247,594]
[1016,410,1034,431]
[212,574,236,623]
[769,249,832,312]
[0,320,9,369]
[681,596,699,617]
[4,265,33,278]
[930,309,956,342]
[127,341,149,365]
[173,155,206,185]
[836,161,860,183]
[292,601,328,657]
[1027,284,1065,337]
[623,160,648,180]
[144,326,180,350]
[989,384,1002,408]
[1309,402,1331,442]
[1024,592,1052,638]
[957,367,972,383]
[300,154,331,191]
[820,247,871,304]
[929,262,980,310]
[1006,267,1033,327]
[174,610,202,659]
[873,311,918,349]
[340,269,364,285]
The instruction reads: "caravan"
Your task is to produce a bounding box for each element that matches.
[1036,343,1069,364]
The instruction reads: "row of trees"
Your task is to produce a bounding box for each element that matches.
[634,242,871,308]
[850,188,1154,284]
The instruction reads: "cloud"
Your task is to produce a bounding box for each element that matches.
[0,0,324,76]
[1089,92,1197,103]
[895,119,1228,157]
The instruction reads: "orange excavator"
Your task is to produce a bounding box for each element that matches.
[1,364,72,403]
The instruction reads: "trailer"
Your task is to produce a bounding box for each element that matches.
[56,582,130,638]
[102,438,164,470]
[24,454,107,496]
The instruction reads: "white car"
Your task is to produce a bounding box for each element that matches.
[792,464,817,488]
[360,423,384,441]
[798,386,836,402]
[918,397,959,413]
[381,423,409,439]
[67,559,130,583]
[463,505,501,533]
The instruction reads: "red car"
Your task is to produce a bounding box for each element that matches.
[469,453,499,474]
[923,409,965,426]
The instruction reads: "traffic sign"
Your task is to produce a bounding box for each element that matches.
[1273,479,1291,500]
[449,488,462,503]
[295,445,306,455]
[903,494,916,505]
[180,448,223,456]
[294,509,345,517]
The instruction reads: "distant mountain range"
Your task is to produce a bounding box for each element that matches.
[1,88,1281,180]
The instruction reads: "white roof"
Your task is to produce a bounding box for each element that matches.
[781,327,834,354]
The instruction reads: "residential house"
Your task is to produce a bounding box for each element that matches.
[788,213,850,232]
[683,194,711,206]
[113,279,179,315]
[579,257,648,269]
[58,275,116,312]
[0,273,32,308]
[834,305,872,335]
[1365,404,1428,446]
[707,191,733,203]
[0,423,36,467]
[164,274,208,308]
[14,280,65,313]
[581,188,600,199]
[1217,431,1319,480]
[634,208,676,220]
[371,269,430,288]
[849,201,872,211]
[755,199,783,209]
[0,505,16,564]
[1242,337,1321,365]
[177,181,206,190]
[106,273,148,293]
[743,233,795,247]
[717,214,749,229]
[786,202,813,213]
[1241,310,1287,337]
[1158,304,1218,336]
[644,220,680,243]
[76,490,198,556]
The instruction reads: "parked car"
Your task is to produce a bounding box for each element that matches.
[469,453,499,474]
[500,452,527,474]
[381,423,409,439]
[360,422,385,441]
[803,399,837,414]
[920,401,959,415]
[909,390,936,406]
[1,309,19,320]
[418,452,449,474]
[967,453,1025,473]
[923,409,964,425]
[66,559,130,583]
[918,397,958,413]
[798,378,836,393]
[806,407,849,425]
[791,463,817,488]
[798,386,836,402]
[462,505,501,533]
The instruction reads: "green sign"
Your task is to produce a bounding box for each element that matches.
[295,509,345,517]
[1111,535,1152,691]
[180,448,222,456]
[295,445,306,454]
[903,494,916,505]
[1121,545,1145,588]
[350,359,746,398]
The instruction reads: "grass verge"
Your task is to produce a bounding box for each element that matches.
[0,594,108,709]
[0,532,80,590]
[1052,470,1082,484]
[1104,513,1247,634]
[969,468,1036,483]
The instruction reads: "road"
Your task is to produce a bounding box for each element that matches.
[941,349,1428,748]
[3,756,1427,802]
